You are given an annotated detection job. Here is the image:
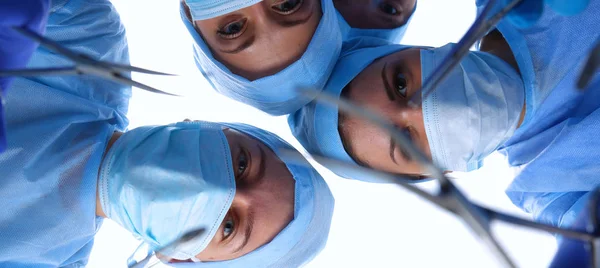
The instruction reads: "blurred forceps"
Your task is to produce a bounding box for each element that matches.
[408,0,524,106]
[296,1,531,267]
[128,228,206,268]
[0,26,176,96]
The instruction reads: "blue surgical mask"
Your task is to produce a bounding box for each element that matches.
[421,43,525,172]
[180,0,342,116]
[98,121,236,260]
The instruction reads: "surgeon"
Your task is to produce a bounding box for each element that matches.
[179,0,417,116]
[0,0,334,267]
[289,0,599,227]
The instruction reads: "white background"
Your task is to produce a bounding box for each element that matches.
[88,0,558,267]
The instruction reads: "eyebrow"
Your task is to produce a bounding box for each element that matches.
[389,136,398,164]
[219,36,255,54]
[234,207,255,254]
[381,63,396,101]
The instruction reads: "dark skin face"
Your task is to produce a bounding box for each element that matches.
[333,0,416,29]
[339,30,524,177]
[184,0,322,81]
[97,128,295,262]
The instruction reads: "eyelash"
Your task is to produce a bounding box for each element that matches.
[394,72,409,99]
[217,18,248,39]
[271,0,304,15]
[236,148,250,180]
[223,214,235,239]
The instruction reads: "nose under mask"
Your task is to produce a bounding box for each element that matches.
[420,43,525,172]
[98,121,236,260]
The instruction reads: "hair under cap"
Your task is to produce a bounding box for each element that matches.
[173,122,335,268]
[180,0,343,116]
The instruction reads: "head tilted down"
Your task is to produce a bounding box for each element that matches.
[290,36,525,182]
[97,120,334,267]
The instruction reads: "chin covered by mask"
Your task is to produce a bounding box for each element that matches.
[421,43,525,172]
[180,0,342,116]
[335,2,417,44]
[98,121,236,260]
[99,121,335,267]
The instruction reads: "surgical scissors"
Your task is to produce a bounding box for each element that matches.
[0,26,177,96]
[127,228,206,268]
[408,0,524,106]
[295,0,600,266]
[280,148,600,268]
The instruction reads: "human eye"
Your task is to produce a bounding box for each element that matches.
[271,0,304,15]
[236,148,250,179]
[223,216,235,239]
[379,2,399,15]
[217,19,248,39]
[395,73,408,98]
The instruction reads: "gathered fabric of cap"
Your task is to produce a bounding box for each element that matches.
[477,0,598,127]
[336,2,417,44]
[173,123,335,268]
[289,37,411,183]
[421,43,524,172]
[493,0,600,229]
[184,0,262,20]
[180,0,343,116]
[0,0,130,266]
[98,121,236,260]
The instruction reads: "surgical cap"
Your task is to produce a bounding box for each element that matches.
[180,0,343,116]
[174,122,335,268]
[289,37,410,183]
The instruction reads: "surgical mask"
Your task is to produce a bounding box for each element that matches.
[421,43,525,172]
[180,0,342,116]
[184,0,262,20]
[98,122,236,260]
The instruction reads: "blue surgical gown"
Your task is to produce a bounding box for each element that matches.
[477,0,600,228]
[0,0,130,266]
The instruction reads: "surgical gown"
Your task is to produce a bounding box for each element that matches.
[0,0,130,266]
[477,0,600,228]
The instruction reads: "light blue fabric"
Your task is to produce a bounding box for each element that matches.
[336,2,417,44]
[184,0,262,20]
[289,37,414,183]
[478,0,600,127]
[421,43,524,172]
[180,0,343,116]
[173,123,335,268]
[0,0,130,266]
[98,122,236,260]
[478,0,600,228]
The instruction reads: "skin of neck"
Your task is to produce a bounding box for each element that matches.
[479,29,526,128]
[96,131,123,218]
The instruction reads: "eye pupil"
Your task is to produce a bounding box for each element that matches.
[273,0,302,13]
[380,3,398,15]
[396,73,408,96]
[227,23,242,34]
[238,153,248,174]
[224,219,234,237]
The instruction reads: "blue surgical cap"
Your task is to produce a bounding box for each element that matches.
[184,0,262,20]
[180,0,343,116]
[174,122,335,268]
[289,37,410,183]
[336,2,417,44]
